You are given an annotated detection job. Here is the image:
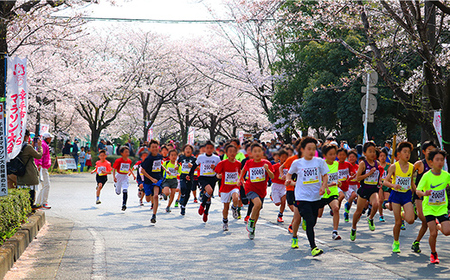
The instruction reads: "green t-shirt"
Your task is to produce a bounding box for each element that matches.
[223,152,246,162]
[417,170,450,217]
[163,161,180,179]
[322,161,339,199]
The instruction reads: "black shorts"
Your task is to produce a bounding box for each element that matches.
[294,200,322,218]
[96,175,107,185]
[425,214,450,223]
[413,192,423,201]
[357,187,379,200]
[198,176,217,191]
[321,195,338,207]
[191,180,198,191]
[286,190,295,206]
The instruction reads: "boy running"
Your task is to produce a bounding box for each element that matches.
[113,146,133,211]
[91,150,112,205]
[178,144,197,215]
[337,148,356,223]
[239,143,274,239]
[383,142,416,253]
[162,150,180,213]
[285,137,329,256]
[350,142,383,241]
[131,149,149,206]
[215,144,242,231]
[344,150,359,218]
[416,149,450,264]
[272,149,289,223]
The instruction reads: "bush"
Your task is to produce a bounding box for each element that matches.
[0,189,31,245]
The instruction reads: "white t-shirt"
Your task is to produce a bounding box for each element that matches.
[288,157,329,202]
[196,154,221,177]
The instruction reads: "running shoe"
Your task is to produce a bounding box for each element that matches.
[350,229,356,241]
[291,237,299,249]
[277,216,284,223]
[122,205,126,211]
[232,206,239,219]
[203,213,208,223]
[344,212,349,222]
[288,224,293,233]
[311,247,324,257]
[223,222,229,231]
[344,202,350,213]
[96,200,101,205]
[430,253,440,264]
[140,202,144,206]
[382,200,388,209]
[367,218,375,231]
[166,206,171,213]
[247,219,255,233]
[392,241,400,253]
[379,215,386,223]
[244,216,250,223]
[194,198,198,203]
[411,241,421,253]
[42,204,52,210]
[302,219,307,231]
[332,232,341,240]
[198,204,205,215]
[237,207,241,219]
[175,200,179,207]
[248,231,255,240]
[401,220,406,230]
[150,214,156,223]
[180,207,186,216]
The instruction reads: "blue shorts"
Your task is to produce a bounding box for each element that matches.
[143,180,163,197]
[388,189,413,206]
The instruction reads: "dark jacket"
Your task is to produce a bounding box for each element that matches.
[17,143,43,186]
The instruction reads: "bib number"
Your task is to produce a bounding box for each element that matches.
[181,163,190,173]
[396,176,411,191]
[201,164,215,176]
[168,168,177,176]
[225,172,239,185]
[97,166,106,175]
[338,169,349,182]
[364,170,379,185]
[120,163,130,173]
[279,168,288,180]
[428,190,446,206]
[303,167,319,185]
[328,172,338,185]
[250,167,265,183]
[152,161,162,172]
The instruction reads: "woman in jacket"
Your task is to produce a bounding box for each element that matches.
[17,130,43,209]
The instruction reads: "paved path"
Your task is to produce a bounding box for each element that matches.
[5,173,450,279]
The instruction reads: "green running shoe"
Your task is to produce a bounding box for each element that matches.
[302,219,307,231]
[411,241,421,253]
[350,229,356,241]
[175,200,179,207]
[311,247,324,257]
[291,237,299,249]
[392,241,401,253]
[367,218,375,231]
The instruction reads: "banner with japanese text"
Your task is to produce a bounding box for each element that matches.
[6,56,28,161]
[187,127,195,145]
[147,125,153,142]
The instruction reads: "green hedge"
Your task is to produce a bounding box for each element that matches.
[0,189,31,245]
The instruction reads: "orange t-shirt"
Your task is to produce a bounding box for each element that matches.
[283,155,299,191]
[95,160,112,176]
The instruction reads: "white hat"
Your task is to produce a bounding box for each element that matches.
[42,132,53,139]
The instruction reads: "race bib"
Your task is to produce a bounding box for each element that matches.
[428,190,446,206]
[201,162,215,176]
[279,168,288,180]
[120,163,130,173]
[168,167,177,176]
[152,160,162,172]
[303,167,319,185]
[328,172,338,185]
[364,170,379,185]
[181,163,191,173]
[338,169,349,182]
[225,172,239,185]
[97,166,106,175]
[249,167,265,183]
[396,175,411,191]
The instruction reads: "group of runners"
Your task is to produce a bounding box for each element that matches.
[89,136,450,264]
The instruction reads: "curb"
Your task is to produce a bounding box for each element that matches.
[0,211,46,280]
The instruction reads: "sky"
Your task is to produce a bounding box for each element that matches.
[54,0,228,40]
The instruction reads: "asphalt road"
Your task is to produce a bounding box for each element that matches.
[5,173,450,279]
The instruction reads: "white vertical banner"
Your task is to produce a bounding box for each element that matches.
[433,110,448,171]
[238,131,244,145]
[0,104,7,196]
[39,123,49,135]
[188,127,195,145]
[6,56,28,161]
[147,125,153,142]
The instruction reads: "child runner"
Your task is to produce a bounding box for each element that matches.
[285,136,329,256]
[416,149,450,264]
[337,148,356,223]
[113,146,133,211]
[215,144,242,231]
[378,148,391,222]
[272,149,289,223]
[350,142,383,241]
[179,144,197,215]
[319,144,342,240]
[345,150,360,219]
[162,149,180,212]
[411,140,437,253]
[383,141,416,253]
[189,141,221,222]
[131,148,149,206]
[239,143,274,239]
[91,150,112,205]
[241,143,252,221]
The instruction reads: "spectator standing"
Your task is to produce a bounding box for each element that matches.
[79,147,86,172]
[106,141,114,156]
[62,140,72,156]
[72,139,80,168]
[98,139,106,151]
[17,130,43,209]
[35,132,53,209]
[384,140,393,163]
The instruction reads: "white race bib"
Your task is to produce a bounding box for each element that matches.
[279,168,288,180]
[338,169,349,182]
[225,172,239,185]
[120,163,130,173]
[152,160,162,172]
[328,172,338,185]
[168,167,177,176]
[249,167,265,183]
[428,190,446,206]
[364,170,379,185]
[396,175,411,191]
[181,163,190,173]
[201,163,215,176]
[97,166,106,175]
[303,167,319,185]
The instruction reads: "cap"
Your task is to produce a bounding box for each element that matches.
[42,132,53,139]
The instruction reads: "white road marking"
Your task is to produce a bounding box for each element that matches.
[88,228,107,280]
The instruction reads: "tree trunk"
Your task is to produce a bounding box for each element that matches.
[406,121,419,163]
[442,78,450,170]
[90,130,100,155]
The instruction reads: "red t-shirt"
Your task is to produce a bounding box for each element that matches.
[113,158,132,174]
[349,162,360,188]
[272,162,288,185]
[95,160,112,176]
[338,161,354,192]
[243,159,274,198]
[283,155,299,191]
[214,159,241,193]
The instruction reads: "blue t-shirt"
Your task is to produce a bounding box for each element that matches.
[141,153,164,184]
